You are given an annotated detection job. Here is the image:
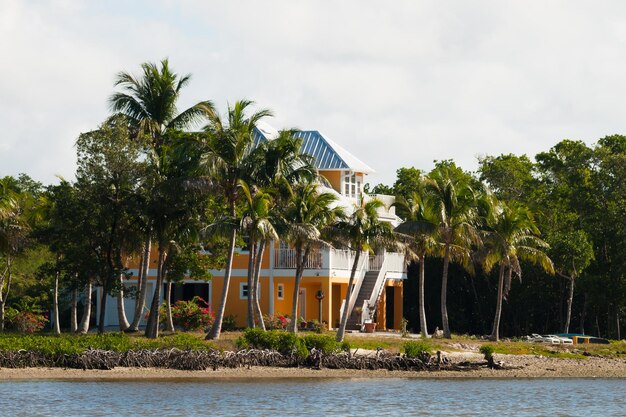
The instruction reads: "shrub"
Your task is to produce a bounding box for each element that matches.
[13,311,48,334]
[403,341,431,358]
[170,297,214,331]
[263,314,290,330]
[305,320,323,333]
[293,338,309,360]
[236,328,309,359]
[222,315,237,331]
[480,345,495,360]
[303,334,342,354]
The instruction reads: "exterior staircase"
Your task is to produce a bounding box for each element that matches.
[345,271,380,330]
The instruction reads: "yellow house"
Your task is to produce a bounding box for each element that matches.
[97,122,406,331]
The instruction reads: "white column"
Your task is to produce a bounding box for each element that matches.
[269,239,275,315]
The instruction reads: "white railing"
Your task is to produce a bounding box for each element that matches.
[385,252,406,273]
[368,253,384,271]
[274,245,406,274]
[329,249,355,271]
[338,254,369,324]
[366,256,389,324]
[275,247,323,269]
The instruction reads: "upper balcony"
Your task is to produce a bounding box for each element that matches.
[274,246,406,279]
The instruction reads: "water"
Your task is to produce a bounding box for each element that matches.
[0,378,623,416]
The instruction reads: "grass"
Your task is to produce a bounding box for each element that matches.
[0,331,624,359]
[0,332,215,355]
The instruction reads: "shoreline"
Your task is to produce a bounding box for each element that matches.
[1,354,625,380]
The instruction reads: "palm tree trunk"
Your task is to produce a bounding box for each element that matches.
[563,275,575,333]
[70,287,78,333]
[145,246,166,339]
[288,246,310,333]
[490,263,507,341]
[246,241,256,328]
[207,225,237,340]
[78,281,92,334]
[252,240,266,330]
[98,282,108,334]
[418,255,428,338]
[336,250,361,342]
[53,270,61,335]
[0,257,13,332]
[116,274,130,331]
[441,245,451,338]
[128,233,151,331]
[164,281,175,333]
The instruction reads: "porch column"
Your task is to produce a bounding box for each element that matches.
[269,240,275,315]
[322,279,332,330]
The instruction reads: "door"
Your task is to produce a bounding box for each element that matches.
[385,286,394,330]
[299,288,306,321]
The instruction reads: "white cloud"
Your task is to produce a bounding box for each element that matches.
[2,0,626,186]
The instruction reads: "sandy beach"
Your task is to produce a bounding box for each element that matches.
[1,353,624,380]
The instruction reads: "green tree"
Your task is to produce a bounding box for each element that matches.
[481,202,554,341]
[75,115,145,333]
[424,162,480,338]
[243,129,317,329]
[393,191,439,337]
[240,183,278,329]
[393,167,423,201]
[280,182,344,333]
[549,230,594,333]
[201,100,272,340]
[478,154,538,202]
[110,59,214,338]
[0,177,46,331]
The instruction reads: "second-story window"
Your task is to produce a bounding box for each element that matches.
[343,172,362,200]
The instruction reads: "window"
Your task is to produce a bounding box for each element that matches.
[240,283,261,300]
[277,284,284,300]
[343,171,362,201]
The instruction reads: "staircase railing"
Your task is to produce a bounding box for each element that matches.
[338,253,369,324]
[362,254,390,326]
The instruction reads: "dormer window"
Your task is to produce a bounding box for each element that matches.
[343,171,362,200]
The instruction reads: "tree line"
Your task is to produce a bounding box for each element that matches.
[1,59,624,341]
[370,135,625,340]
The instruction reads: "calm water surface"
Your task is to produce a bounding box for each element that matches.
[0,378,624,416]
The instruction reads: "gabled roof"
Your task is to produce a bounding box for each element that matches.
[253,121,375,174]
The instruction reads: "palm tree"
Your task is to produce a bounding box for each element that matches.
[240,183,279,329]
[110,59,214,150]
[243,129,317,329]
[280,182,345,333]
[202,100,273,340]
[393,191,439,338]
[424,166,481,338]
[481,202,554,341]
[110,59,214,338]
[0,182,33,331]
[334,196,394,342]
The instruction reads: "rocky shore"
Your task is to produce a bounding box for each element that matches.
[1,352,624,380]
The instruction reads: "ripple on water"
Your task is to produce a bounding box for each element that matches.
[0,378,624,417]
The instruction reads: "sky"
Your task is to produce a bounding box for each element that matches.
[2,0,626,187]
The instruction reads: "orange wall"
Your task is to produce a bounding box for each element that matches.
[321,170,342,193]
[125,243,272,275]
[375,280,403,330]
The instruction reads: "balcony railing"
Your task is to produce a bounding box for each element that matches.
[275,247,323,269]
[275,246,406,273]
